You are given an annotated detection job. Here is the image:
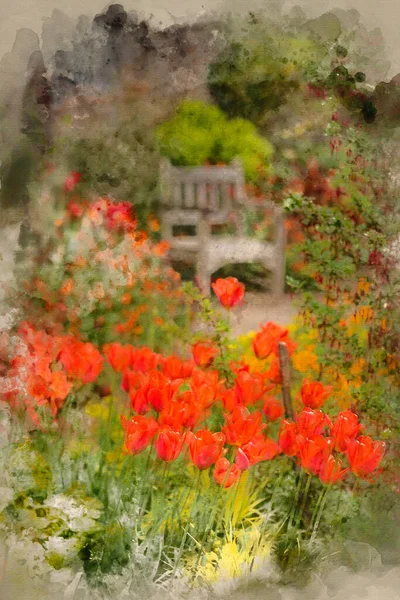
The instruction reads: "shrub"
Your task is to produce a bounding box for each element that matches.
[156,100,273,182]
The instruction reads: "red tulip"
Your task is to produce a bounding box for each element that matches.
[297,434,333,475]
[213,458,241,488]
[235,448,251,470]
[330,411,362,451]
[319,455,348,485]
[158,390,202,430]
[234,371,272,406]
[125,371,182,414]
[299,380,332,409]
[155,426,186,462]
[58,339,103,384]
[191,368,220,389]
[296,408,331,437]
[345,435,385,478]
[222,406,264,446]
[236,435,281,468]
[162,355,194,379]
[266,358,282,385]
[121,414,158,455]
[130,347,163,372]
[220,388,237,412]
[191,382,216,410]
[192,341,218,368]
[279,421,298,456]
[187,429,225,470]
[104,343,133,372]
[211,277,245,309]
[263,396,285,421]
[252,322,297,359]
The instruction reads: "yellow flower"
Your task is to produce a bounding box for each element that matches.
[85,401,110,421]
[292,348,319,374]
[357,278,370,294]
[349,358,366,377]
[106,449,123,464]
[353,306,374,324]
[187,531,271,585]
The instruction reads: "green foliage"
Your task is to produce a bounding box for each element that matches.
[156,100,273,182]
[338,485,400,564]
[51,116,161,227]
[79,524,132,579]
[208,32,327,126]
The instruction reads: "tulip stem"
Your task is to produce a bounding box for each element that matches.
[309,485,329,540]
[171,470,202,581]
[278,342,294,420]
[191,478,225,582]
[297,473,313,528]
[137,442,155,519]
[288,469,304,530]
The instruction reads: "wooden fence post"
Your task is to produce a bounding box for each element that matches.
[278,341,294,420]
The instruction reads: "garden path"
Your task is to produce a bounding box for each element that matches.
[229,291,299,337]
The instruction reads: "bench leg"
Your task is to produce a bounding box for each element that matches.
[272,264,286,299]
[197,267,211,297]
[196,253,211,297]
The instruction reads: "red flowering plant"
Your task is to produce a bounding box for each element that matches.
[282,117,400,492]
[0,321,103,428]
[99,281,386,564]
[11,171,190,353]
[0,264,389,582]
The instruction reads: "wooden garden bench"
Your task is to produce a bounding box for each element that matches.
[159,158,286,297]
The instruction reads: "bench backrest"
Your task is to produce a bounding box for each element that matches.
[159,158,285,250]
[159,158,247,223]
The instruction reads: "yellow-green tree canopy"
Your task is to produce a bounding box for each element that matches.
[156,100,273,182]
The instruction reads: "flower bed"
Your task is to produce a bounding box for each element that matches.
[0,196,389,594]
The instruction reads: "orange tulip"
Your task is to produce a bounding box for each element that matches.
[263,396,285,421]
[155,426,186,462]
[187,429,225,470]
[130,346,163,372]
[222,406,264,446]
[162,355,194,379]
[213,458,241,488]
[330,411,362,451]
[297,434,334,475]
[236,435,281,468]
[159,393,200,430]
[58,339,103,384]
[279,421,298,456]
[49,370,73,402]
[296,408,332,437]
[252,322,297,359]
[104,342,133,372]
[266,358,282,384]
[299,380,332,409]
[192,341,218,368]
[121,414,158,455]
[60,279,74,296]
[211,277,245,309]
[319,455,348,485]
[346,435,385,478]
[234,370,272,406]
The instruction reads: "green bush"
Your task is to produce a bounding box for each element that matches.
[156,100,273,182]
